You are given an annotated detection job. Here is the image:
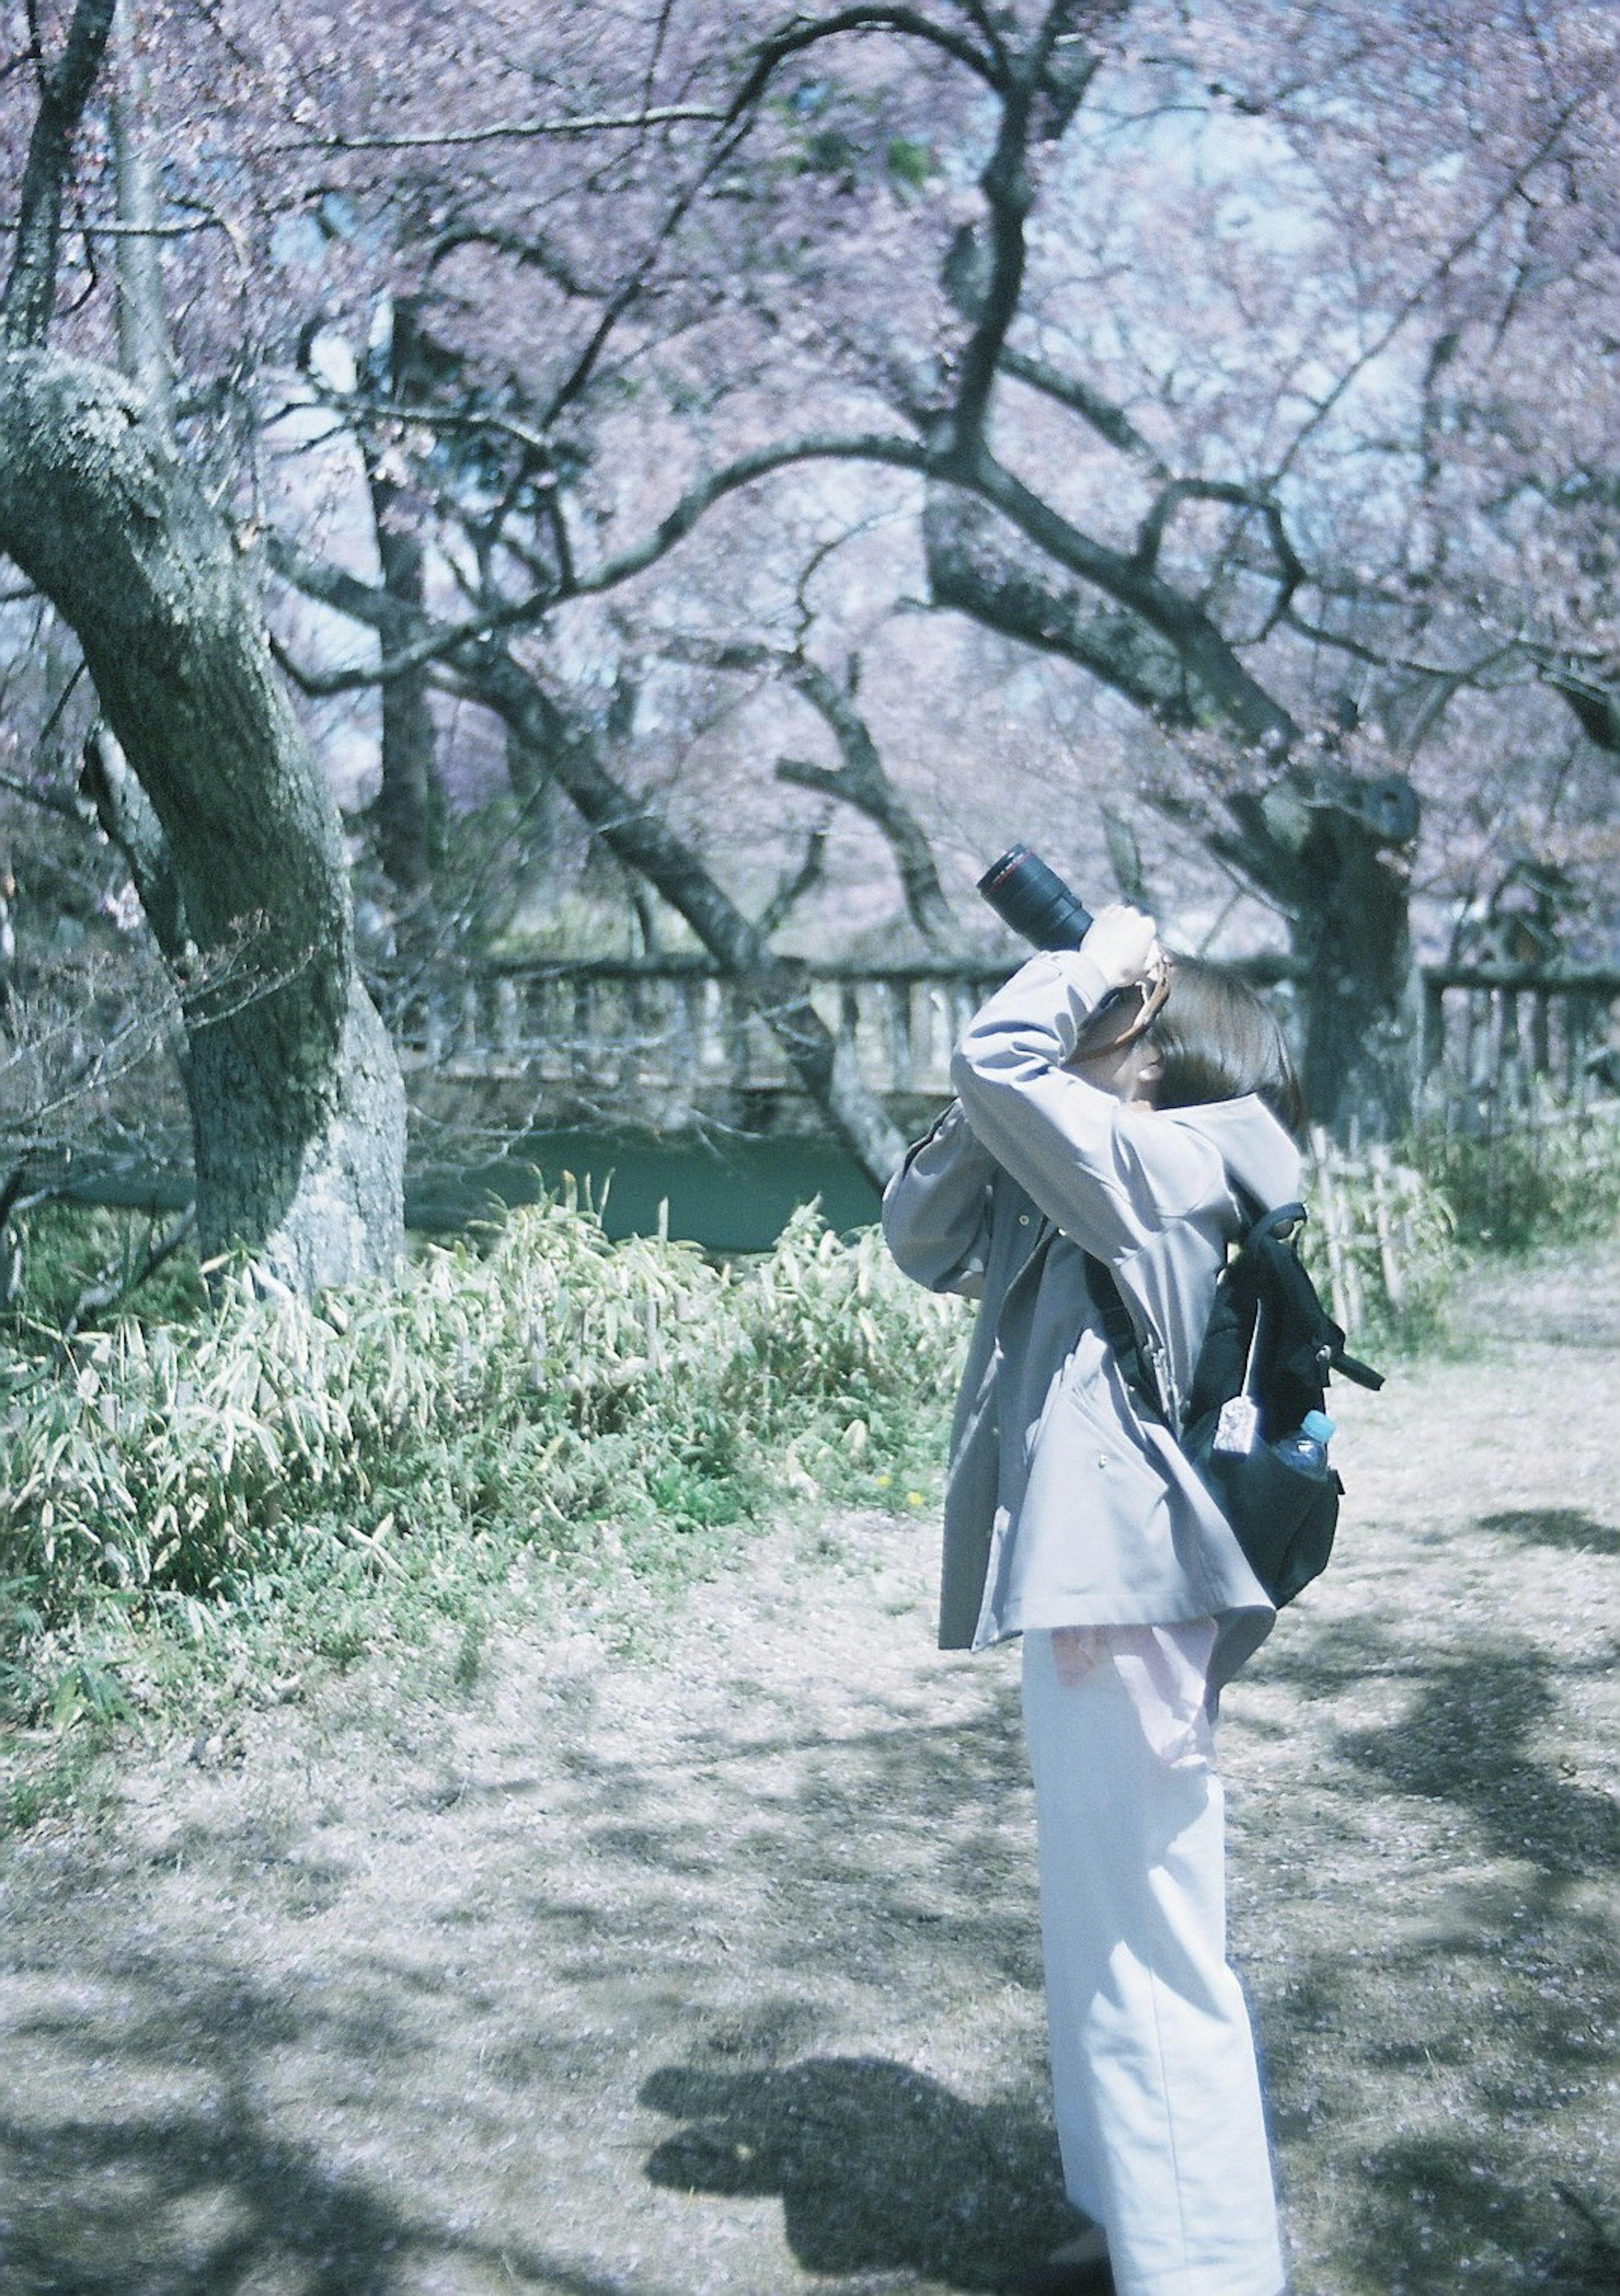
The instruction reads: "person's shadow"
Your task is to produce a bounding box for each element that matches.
[641,2055,1079,2288]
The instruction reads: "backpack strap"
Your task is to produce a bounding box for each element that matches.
[1083,1253,1166,1421]
[1087,1194,1384,1423]
[1248,1200,1306,1246]
[1335,1344,1384,1391]
[1086,1196,1289,1416]
[1247,1200,1385,1392]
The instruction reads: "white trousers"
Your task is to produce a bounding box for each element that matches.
[1021,1629,1285,2296]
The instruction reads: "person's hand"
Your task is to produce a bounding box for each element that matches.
[1080,904,1164,992]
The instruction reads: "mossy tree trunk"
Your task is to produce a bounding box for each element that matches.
[0,350,405,1288]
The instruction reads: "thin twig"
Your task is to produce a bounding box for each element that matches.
[273,105,727,153]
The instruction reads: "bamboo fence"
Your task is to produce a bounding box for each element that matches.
[1305,1129,1447,1334]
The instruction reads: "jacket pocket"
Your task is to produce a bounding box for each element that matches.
[1039,1365,1166,1509]
[1016,1373,1178,1618]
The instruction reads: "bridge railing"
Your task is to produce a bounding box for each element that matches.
[371,955,1011,1105]
[370,954,1620,1129]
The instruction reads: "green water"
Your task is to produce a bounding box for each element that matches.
[408,1128,885,1251]
[65,1130,888,1254]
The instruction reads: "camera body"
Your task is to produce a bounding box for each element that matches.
[976,845,1093,951]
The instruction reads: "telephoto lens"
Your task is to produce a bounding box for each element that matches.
[976,845,1094,951]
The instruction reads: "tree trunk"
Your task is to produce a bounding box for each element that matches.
[1290,805,1419,1139]
[365,300,446,905]
[925,490,1422,1135]
[367,484,443,899]
[0,348,405,1286]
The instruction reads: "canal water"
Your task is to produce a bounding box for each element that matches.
[67,1129,894,1255]
[409,1127,886,1252]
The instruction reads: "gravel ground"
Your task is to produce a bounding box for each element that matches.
[2,1247,1618,2296]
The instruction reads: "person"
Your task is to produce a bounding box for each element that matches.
[881,906,1305,2296]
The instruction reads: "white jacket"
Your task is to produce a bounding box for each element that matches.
[882,948,1301,1688]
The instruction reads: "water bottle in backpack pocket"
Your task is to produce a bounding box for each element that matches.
[1271,1410,1335,1475]
[1200,1402,1343,1609]
[1088,1206,1381,1610]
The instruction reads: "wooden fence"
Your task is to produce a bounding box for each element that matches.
[1304,1128,1435,1331]
[1420,964,1620,1125]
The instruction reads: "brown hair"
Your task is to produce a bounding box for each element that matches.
[1146,959,1306,1137]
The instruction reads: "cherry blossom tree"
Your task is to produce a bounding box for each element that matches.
[251,0,1620,1132]
[5,0,1619,1168]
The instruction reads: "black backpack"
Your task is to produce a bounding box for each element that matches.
[1086,1203,1383,1608]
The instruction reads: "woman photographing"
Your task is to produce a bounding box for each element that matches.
[882,905,1304,2296]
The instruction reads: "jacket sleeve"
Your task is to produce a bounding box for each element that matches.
[950,949,1225,1265]
[880,1099,998,1297]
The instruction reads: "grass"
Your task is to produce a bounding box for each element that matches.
[3,1198,207,1332]
[0,1197,966,1780]
[1413,1097,1620,1254]
[10,1089,1620,1815]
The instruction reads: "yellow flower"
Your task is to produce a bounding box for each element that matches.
[905,1490,924,1507]
[875,1472,892,1488]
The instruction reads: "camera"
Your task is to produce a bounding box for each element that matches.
[976,845,1094,951]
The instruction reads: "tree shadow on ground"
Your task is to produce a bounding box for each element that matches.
[1258,1893,1620,2296]
[1337,2129,1620,2296]
[1336,1638,1620,1881]
[1259,1620,1620,1882]
[5,2100,407,2296]
[641,2055,1076,2289]
[18,1604,1615,2296]
[1246,1610,1620,2294]
[1479,1507,1620,1560]
[0,1958,629,2296]
[531,1672,1047,1998]
[0,1671,1053,2296]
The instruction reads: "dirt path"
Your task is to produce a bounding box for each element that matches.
[3,1248,1620,2296]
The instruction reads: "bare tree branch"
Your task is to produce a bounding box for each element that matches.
[267,536,908,1183]
[275,105,729,153]
[946,2,1134,449]
[509,7,998,441]
[0,0,118,347]
[724,5,1003,112]
[756,817,829,936]
[272,430,935,691]
[81,722,186,955]
[660,632,961,947]
[0,213,226,238]
[0,765,89,823]
[59,1202,195,1338]
[1272,93,1587,486]
[999,343,1169,471]
[108,0,175,432]
[963,453,1297,751]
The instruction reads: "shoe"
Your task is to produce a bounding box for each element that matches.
[997,2263,1114,2296]
[998,2239,1115,2296]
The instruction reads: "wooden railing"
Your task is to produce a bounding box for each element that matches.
[370,953,1620,1131]
[1420,964,1620,1121]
